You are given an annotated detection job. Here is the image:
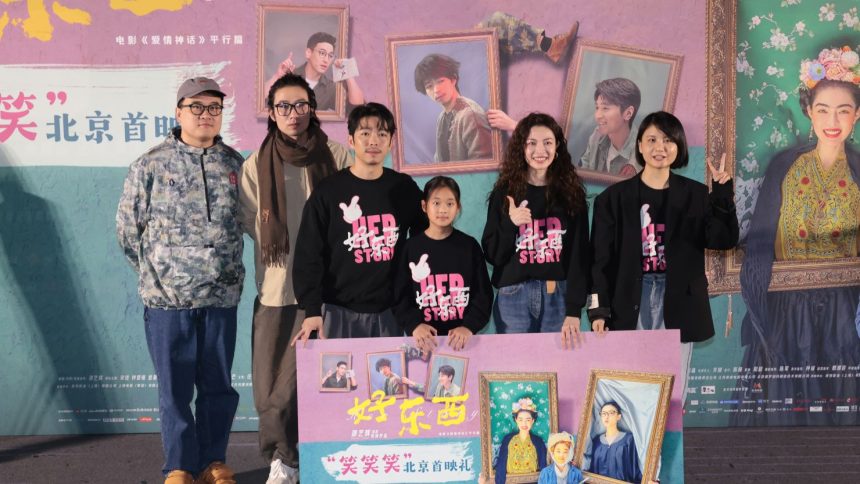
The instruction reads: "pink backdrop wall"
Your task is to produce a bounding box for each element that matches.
[4,0,705,150]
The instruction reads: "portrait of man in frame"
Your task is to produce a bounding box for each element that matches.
[257,4,350,120]
[319,352,355,393]
[423,353,468,400]
[561,40,683,185]
[386,29,503,176]
[366,351,409,399]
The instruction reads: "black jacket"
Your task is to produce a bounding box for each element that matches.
[588,172,738,342]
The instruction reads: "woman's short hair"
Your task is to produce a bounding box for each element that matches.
[633,111,689,169]
[601,400,623,415]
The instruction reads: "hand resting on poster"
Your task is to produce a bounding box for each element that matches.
[411,323,474,353]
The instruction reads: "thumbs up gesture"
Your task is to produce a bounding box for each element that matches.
[506,195,532,226]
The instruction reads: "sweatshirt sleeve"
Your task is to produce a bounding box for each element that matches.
[393,242,425,335]
[587,192,614,324]
[461,237,492,333]
[115,156,150,272]
[564,208,591,317]
[292,189,329,318]
[704,179,740,250]
[481,189,519,267]
[238,153,259,238]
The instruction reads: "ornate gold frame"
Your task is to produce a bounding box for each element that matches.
[365,350,408,399]
[385,29,503,175]
[256,3,349,120]
[318,351,352,393]
[478,371,559,484]
[423,353,468,401]
[572,369,674,484]
[704,0,860,293]
[561,39,683,185]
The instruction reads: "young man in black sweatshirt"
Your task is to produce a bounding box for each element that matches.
[291,103,426,344]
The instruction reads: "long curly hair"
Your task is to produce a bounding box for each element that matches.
[490,113,586,217]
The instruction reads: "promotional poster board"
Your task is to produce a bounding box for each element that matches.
[295,331,683,483]
[2,0,858,443]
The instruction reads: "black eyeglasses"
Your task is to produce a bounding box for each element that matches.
[274,101,311,117]
[179,103,223,116]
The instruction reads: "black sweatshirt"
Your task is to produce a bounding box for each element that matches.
[293,167,426,317]
[393,230,492,335]
[481,184,590,316]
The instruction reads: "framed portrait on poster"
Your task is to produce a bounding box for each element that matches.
[423,353,468,400]
[257,4,349,120]
[573,369,673,484]
[365,350,408,399]
[386,29,503,176]
[318,352,355,393]
[479,371,559,484]
[562,40,683,184]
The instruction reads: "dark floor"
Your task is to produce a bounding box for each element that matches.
[1,427,859,483]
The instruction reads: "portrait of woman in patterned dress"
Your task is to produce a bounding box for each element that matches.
[493,397,547,483]
[737,45,860,425]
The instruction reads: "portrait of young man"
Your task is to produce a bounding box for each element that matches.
[578,77,641,176]
[413,53,493,162]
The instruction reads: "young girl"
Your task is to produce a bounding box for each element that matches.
[482,113,589,341]
[394,176,492,353]
[589,111,737,401]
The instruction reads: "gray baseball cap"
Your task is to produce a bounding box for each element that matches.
[176,77,226,103]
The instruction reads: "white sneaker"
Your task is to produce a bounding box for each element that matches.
[266,458,299,484]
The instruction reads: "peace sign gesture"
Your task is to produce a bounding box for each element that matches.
[708,153,732,185]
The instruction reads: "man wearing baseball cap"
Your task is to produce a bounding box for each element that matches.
[116,77,245,484]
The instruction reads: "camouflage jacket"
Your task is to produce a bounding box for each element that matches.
[116,128,245,308]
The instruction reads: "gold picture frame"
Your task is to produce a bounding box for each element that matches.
[479,371,559,484]
[318,351,353,393]
[423,353,468,401]
[365,350,408,399]
[385,29,503,175]
[561,40,683,185]
[256,3,349,120]
[573,369,674,484]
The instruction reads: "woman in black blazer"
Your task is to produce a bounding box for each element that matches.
[588,111,738,400]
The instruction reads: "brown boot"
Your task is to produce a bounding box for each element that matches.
[196,461,236,484]
[165,470,194,484]
[546,21,580,64]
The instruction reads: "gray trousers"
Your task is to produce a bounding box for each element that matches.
[251,300,303,467]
